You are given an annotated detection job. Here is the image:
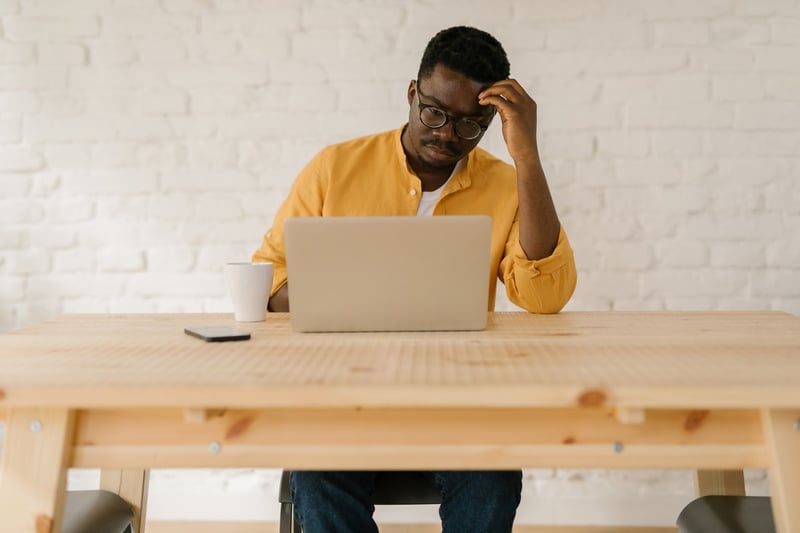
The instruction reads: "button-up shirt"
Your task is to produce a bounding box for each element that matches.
[253,126,577,313]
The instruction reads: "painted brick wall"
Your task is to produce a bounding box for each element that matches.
[0,0,796,527]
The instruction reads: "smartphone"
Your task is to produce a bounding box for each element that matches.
[184,326,251,342]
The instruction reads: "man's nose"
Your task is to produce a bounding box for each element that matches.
[432,119,458,142]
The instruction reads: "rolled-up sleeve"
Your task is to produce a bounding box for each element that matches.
[500,224,577,314]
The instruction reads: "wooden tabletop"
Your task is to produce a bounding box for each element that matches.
[1,311,799,409]
[2,312,800,533]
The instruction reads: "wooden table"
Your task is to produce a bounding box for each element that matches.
[1,312,799,532]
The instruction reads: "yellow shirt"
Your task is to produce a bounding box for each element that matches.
[253,127,577,313]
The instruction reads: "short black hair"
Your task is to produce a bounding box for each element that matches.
[417,26,510,84]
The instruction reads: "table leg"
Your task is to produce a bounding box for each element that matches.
[100,469,150,532]
[762,408,800,533]
[0,407,74,533]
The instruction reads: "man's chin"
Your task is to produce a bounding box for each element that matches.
[419,154,457,170]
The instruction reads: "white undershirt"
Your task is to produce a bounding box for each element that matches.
[414,159,464,216]
[415,179,448,216]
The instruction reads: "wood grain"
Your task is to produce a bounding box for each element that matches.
[1,312,798,409]
[67,407,767,469]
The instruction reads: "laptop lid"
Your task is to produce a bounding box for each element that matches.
[284,215,492,332]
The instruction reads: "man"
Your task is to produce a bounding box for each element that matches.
[253,26,577,533]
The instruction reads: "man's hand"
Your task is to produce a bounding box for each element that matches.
[478,79,541,165]
[480,79,559,261]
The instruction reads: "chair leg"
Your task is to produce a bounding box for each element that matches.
[279,502,293,533]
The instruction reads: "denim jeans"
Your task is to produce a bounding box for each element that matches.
[290,470,522,533]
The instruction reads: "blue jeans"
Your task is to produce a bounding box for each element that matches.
[291,470,522,533]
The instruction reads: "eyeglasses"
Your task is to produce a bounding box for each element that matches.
[416,82,492,140]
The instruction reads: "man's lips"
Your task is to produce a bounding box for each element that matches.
[424,142,458,160]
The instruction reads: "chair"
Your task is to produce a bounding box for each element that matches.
[676,495,776,533]
[279,471,442,533]
[63,490,135,533]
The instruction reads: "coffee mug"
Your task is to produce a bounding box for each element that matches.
[225,262,274,322]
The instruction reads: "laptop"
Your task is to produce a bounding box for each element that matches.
[284,215,492,332]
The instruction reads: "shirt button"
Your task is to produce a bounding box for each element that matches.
[410,189,417,196]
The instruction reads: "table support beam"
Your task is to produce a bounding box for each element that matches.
[69,407,768,470]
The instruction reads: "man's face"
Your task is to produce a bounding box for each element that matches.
[405,64,495,171]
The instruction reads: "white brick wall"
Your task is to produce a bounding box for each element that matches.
[1,0,794,527]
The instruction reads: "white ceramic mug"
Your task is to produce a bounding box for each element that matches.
[224,262,274,322]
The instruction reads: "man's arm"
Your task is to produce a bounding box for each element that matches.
[479,80,560,260]
[268,283,289,312]
[252,149,329,313]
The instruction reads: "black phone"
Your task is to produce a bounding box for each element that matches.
[184,326,251,342]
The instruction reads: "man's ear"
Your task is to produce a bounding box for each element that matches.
[407,80,416,106]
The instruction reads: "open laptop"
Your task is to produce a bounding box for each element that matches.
[284,216,492,332]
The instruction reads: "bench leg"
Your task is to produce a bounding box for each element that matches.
[100,469,149,533]
[695,469,746,496]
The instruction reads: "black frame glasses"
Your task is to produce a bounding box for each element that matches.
[416,82,493,140]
